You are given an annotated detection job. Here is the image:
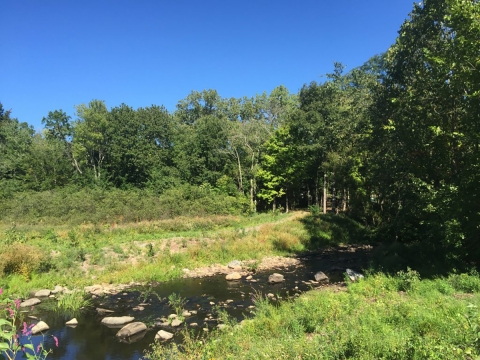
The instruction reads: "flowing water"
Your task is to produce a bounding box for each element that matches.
[16,247,371,360]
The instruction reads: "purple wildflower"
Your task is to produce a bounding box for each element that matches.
[14,299,21,309]
[52,335,59,347]
[36,344,41,353]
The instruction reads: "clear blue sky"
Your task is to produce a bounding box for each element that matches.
[2,0,415,131]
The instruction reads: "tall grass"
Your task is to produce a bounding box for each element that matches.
[144,272,480,360]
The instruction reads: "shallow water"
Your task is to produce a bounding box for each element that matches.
[18,247,370,360]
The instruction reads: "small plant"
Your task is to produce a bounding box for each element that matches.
[146,243,155,257]
[3,223,27,245]
[181,238,188,248]
[308,205,321,216]
[67,229,80,248]
[0,288,58,359]
[167,293,187,315]
[56,290,91,316]
[396,267,420,292]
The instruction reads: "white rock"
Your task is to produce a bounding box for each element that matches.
[226,272,242,280]
[171,319,183,327]
[31,321,49,334]
[35,289,51,297]
[66,318,78,326]
[155,330,174,340]
[20,298,41,307]
[51,286,63,294]
[101,316,135,326]
[268,273,284,283]
[116,322,147,338]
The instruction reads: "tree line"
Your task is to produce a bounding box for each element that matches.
[1,0,478,262]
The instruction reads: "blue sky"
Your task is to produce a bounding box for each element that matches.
[2,0,414,131]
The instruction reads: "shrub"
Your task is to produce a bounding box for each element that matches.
[0,244,49,279]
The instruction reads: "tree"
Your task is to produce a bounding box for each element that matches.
[72,100,109,181]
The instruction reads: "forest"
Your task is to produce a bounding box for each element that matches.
[1,0,479,269]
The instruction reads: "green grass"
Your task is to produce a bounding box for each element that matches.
[0,212,302,298]
[56,290,92,316]
[144,271,480,360]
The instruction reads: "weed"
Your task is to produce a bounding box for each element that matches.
[146,243,155,257]
[167,293,187,315]
[56,290,91,316]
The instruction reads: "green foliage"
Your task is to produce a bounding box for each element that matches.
[146,273,480,359]
[1,288,55,359]
[56,290,91,316]
[167,293,187,316]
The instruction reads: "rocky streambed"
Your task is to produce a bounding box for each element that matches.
[13,245,372,360]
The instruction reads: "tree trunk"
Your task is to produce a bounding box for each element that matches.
[285,187,289,213]
[234,147,243,193]
[250,178,255,212]
[323,173,327,214]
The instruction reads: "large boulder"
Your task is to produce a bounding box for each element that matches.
[31,321,49,334]
[116,322,147,339]
[101,316,135,326]
[268,273,285,283]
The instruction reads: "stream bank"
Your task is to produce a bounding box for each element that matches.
[15,245,372,360]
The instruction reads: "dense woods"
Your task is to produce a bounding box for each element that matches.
[1,0,478,266]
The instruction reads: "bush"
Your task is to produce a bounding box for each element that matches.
[0,244,49,279]
[0,185,250,226]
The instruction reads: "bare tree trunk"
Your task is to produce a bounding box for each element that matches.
[323,173,327,214]
[234,148,243,193]
[250,178,255,212]
[307,184,312,207]
[285,187,289,213]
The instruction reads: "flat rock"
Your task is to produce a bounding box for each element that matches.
[314,271,329,282]
[190,322,198,327]
[97,308,114,315]
[101,316,135,326]
[168,314,177,319]
[20,298,41,307]
[66,318,78,326]
[116,322,147,339]
[226,272,242,280]
[155,330,174,340]
[31,321,49,334]
[34,289,51,297]
[51,286,63,294]
[171,319,183,327]
[268,273,285,283]
[132,306,144,311]
[182,310,192,317]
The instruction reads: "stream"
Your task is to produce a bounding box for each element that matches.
[14,246,371,360]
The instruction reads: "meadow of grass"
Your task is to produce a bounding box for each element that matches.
[144,270,480,360]
[0,212,304,297]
